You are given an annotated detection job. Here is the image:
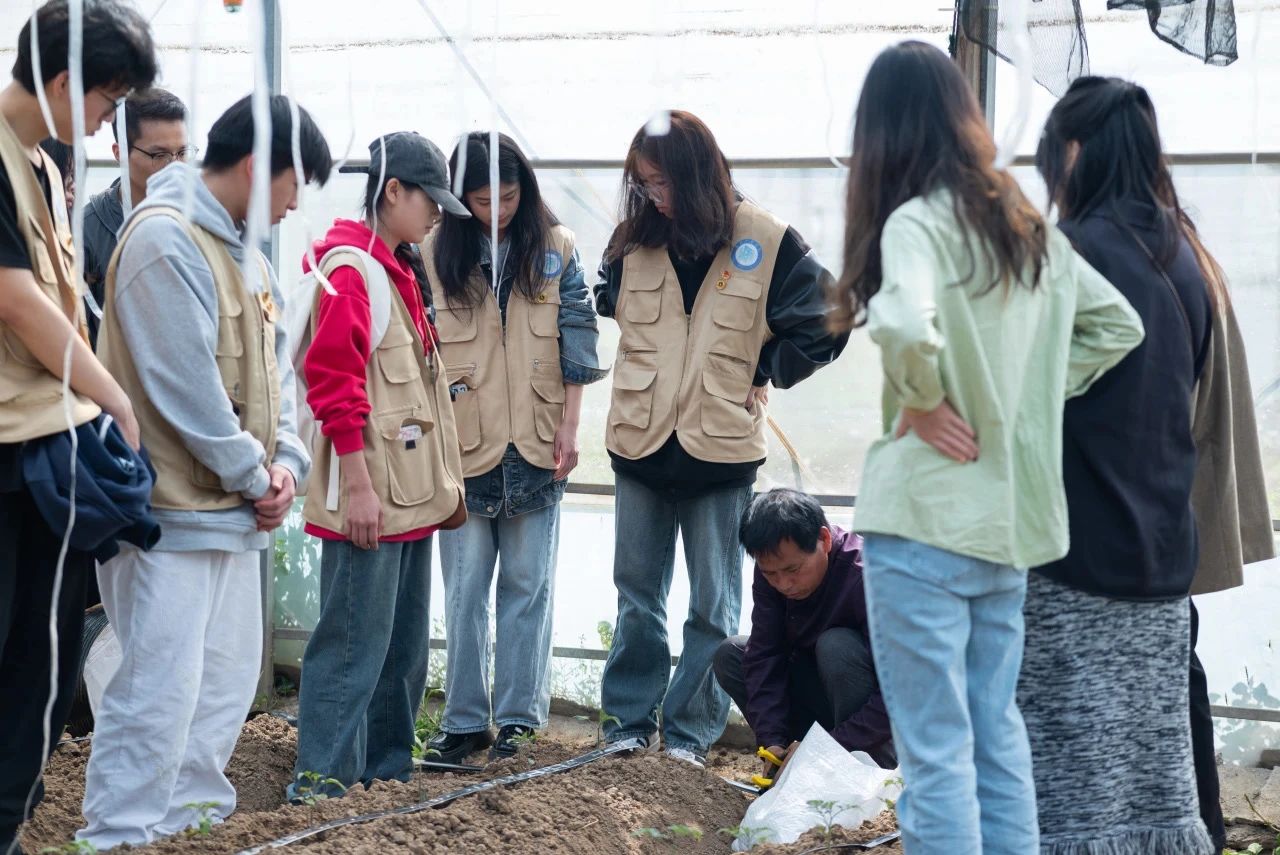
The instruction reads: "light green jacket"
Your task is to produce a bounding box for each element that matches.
[854,192,1145,569]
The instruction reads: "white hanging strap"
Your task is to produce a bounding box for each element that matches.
[116,99,133,218]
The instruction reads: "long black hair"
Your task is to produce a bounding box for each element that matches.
[832,41,1046,333]
[361,166,430,297]
[1037,75,1228,308]
[432,132,558,309]
[605,110,736,263]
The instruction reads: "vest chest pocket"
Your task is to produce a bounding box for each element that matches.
[214,297,246,399]
[379,413,437,507]
[376,323,422,385]
[712,276,764,332]
[530,365,566,443]
[609,348,659,430]
[436,307,479,344]
[700,355,756,438]
[446,362,481,453]
[622,270,664,324]
[527,301,560,338]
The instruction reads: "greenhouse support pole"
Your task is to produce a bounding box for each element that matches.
[257,0,283,703]
[954,0,998,128]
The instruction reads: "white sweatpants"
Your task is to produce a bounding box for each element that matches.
[78,547,262,849]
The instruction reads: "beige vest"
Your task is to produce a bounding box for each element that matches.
[0,115,100,442]
[606,201,786,463]
[423,226,574,476]
[97,207,280,511]
[303,259,465,537]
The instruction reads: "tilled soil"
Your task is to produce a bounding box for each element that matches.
[22,716,898,854]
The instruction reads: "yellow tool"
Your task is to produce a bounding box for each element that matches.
[751,746,785,789]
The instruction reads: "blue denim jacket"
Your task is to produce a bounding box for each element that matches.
[467,240,607,518]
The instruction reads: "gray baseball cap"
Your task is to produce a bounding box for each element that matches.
[366,131,470,218]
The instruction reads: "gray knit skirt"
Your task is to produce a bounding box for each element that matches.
[1017,572,1213,855]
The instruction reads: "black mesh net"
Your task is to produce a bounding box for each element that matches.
[952,0,1238,97]
[1109,0,1239,67]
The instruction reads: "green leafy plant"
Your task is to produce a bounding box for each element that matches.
[667,824,703,841]
[39,842,96,855]
[182,801,220,837]
[596,620,614,651]
[807,799,852,842]
[718,825,773,849]
[293,770,345,819]
[631,827,667,839]
[574,708,622,747]
[412,689,445,759]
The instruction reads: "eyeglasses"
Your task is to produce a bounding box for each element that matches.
[89,88,130,123]
[628,176,671,203]
[129,145,200,166]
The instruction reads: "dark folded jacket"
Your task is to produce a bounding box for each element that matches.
[22,414,160,562]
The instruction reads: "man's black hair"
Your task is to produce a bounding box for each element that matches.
[739,489,829,557]
[203,95,332,186]
[111,87,186,148]
[14,0,157,96]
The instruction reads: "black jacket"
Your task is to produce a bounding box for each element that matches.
[1036,201,1212,600]
[594,224,848,496]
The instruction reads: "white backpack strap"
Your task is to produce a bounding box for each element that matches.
[314,247,395,511]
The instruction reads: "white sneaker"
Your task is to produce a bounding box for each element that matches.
[664,747,706,769]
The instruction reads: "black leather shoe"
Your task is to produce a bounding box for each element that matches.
[425,729,492,765]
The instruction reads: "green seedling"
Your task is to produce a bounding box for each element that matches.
[807,799,853,842]
[631,827,667,839]
[39,842,96,855]
[412,689,445,759]
[574,708,622,747]
[182,801,220,837]
[667,824,703,841]
[718,825,773,848]
[294,770,345,819]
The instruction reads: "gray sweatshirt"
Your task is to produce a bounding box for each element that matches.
[111,162,310,553]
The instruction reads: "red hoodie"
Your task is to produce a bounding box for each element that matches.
[302,218,437,543]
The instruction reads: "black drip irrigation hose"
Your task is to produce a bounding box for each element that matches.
[791,831,903,853]
[235,737,647,855]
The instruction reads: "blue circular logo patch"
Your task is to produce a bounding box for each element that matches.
[732,239,763,271]
[543,250,564,278]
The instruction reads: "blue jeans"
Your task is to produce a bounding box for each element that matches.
[862,534,1038,855]
[438,501,559,732]
[290,537,432,797]
[600,473,752,754]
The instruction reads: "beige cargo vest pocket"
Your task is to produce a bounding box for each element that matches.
[377,412,437,508]
[375,321,426,404]
[712,275,764,331]
[622,269,664,324]
[700,352,756,439]
[610,347,659,430]
[446,361,481,452]
[436,306,482,453]
[530,361,565,443]
[193,288,248,491]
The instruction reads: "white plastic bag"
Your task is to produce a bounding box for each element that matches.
[735,723,902,850]
[84,621,122,718]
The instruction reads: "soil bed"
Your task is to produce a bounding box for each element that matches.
[23,715,898,854]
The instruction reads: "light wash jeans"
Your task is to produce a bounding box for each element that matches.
[437,501,560,732]
[862,534,1038,855]
[600,473,753,754]
[290,537,432,798]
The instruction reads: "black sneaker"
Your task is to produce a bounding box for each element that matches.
[489,724,536,760]
[425,729,492,765]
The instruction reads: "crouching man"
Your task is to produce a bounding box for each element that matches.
[713,488,896,774]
